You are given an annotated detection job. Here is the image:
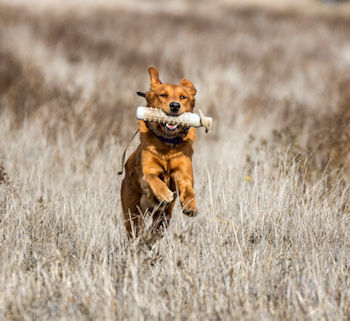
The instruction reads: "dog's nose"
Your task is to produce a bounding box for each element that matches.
[169,102,180,113]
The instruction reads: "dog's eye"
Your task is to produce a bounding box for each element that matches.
[160,94,168,98]
[180,95,186,99]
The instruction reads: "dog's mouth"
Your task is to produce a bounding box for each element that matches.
[147,121,189,142]
[162,123,178,131]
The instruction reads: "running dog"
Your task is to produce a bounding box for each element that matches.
[121,67,198,238]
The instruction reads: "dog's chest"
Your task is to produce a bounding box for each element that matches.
[148,148,179,185]
[159,166,171,186]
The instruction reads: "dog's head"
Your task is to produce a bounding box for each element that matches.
[144,67,197,137]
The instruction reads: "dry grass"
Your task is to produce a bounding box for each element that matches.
[0,0,350,320]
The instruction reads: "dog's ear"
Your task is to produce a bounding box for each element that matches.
[148,66,162,89]
[181,79,197,96]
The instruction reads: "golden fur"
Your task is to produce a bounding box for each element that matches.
[121,67,198,238]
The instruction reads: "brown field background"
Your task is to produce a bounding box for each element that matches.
[0,0,350,320]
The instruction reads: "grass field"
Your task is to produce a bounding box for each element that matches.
[0,0,350,320]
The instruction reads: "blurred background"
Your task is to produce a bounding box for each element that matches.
[1,0,350,180]
[1,1,350,320]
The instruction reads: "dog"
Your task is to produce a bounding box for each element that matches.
[121,67,198,238]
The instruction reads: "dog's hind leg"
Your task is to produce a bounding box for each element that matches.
[151,199,176,234]
[121,179,143,238]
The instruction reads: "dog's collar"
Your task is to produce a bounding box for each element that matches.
[155,135,184,145]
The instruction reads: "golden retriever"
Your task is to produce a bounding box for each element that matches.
[121,67,198,238]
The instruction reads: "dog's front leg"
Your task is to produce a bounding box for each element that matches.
[170,158,198,217]
[142,151,174,204]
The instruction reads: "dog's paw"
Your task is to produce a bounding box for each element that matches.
[182,207,198,217]
[181,201,198,217]
[181,196,197,217]
[157,190,174,204]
